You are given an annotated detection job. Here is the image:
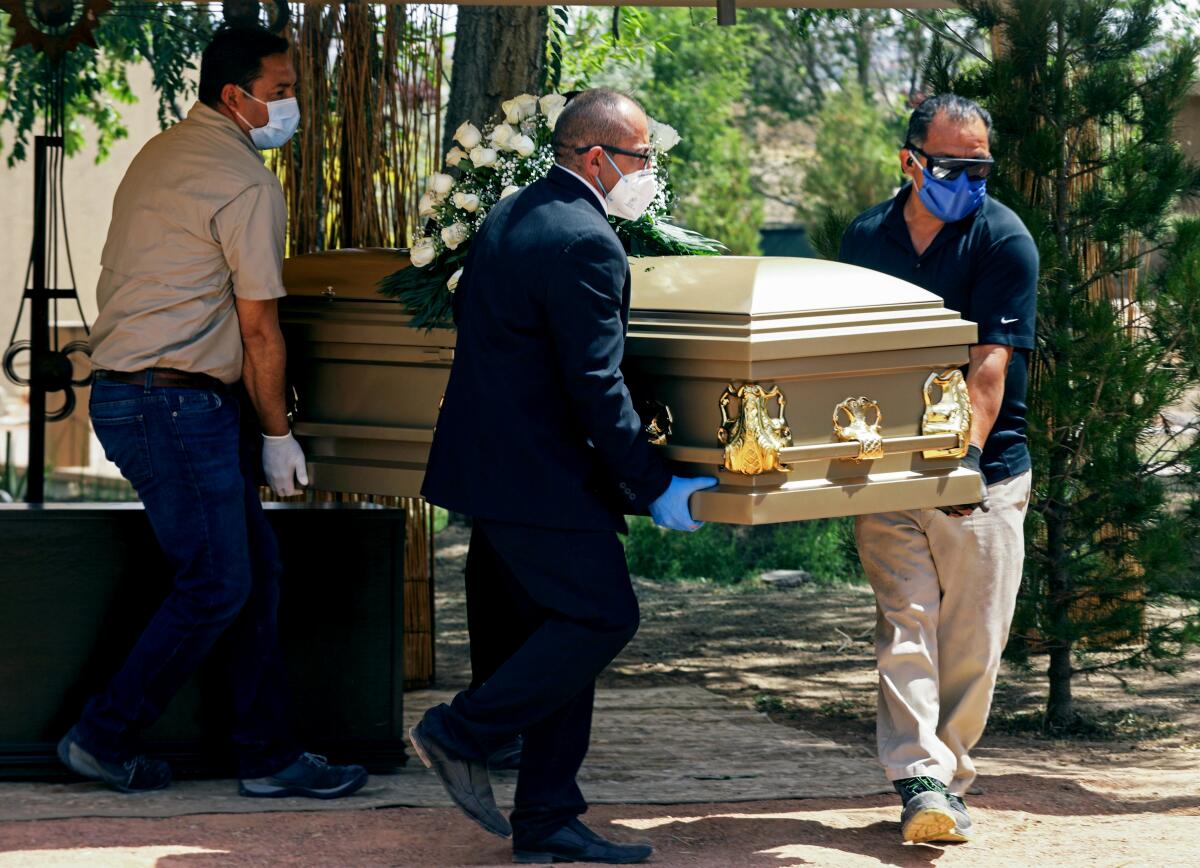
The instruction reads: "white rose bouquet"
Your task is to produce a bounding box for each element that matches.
[380,93,724,330]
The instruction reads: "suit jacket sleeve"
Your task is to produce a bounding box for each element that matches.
[544,233,672,511]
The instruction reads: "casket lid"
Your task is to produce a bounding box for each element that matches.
[283,248,407,301]
[627,256,976,362]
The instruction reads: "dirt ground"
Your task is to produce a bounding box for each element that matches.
[2,522,1198,867]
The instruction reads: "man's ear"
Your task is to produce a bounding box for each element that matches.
[220,82,243,112]
[580,145,604,179]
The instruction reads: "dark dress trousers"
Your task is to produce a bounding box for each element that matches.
[421,166,671,843]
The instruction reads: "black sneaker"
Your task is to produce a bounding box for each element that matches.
[57,728,171,793]
[239,752,368,799]
[893,776,956,843]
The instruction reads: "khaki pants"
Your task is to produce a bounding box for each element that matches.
[854,470,1031,795]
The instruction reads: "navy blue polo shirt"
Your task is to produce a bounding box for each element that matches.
[838,185,1038,485]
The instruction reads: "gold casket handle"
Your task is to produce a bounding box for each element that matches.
[832,397,885,462]
[655,432,962,466]
[920,369,972,459]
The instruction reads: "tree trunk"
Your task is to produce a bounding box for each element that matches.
[1043,7,1076,734]
[1045,643,1074,730]
[442,5,548,160]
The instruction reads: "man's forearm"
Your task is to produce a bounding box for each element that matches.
[965,344,1011,450]
[242,327,290,437]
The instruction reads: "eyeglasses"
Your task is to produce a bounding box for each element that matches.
[573,143,654,170]
[905,143,994,181]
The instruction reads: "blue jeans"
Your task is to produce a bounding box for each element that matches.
[77,376,299,778]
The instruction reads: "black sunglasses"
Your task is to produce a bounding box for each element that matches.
[905,143,994,181]
[573,143,654,170]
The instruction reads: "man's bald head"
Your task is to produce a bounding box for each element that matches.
[552,89,647,172]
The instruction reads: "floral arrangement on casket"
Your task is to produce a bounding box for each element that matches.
[378,91,726,330]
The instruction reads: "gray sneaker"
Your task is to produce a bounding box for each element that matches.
[931,793,973,843]
[894,776,957,843]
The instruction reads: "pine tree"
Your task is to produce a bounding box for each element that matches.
[932,0,1200,730]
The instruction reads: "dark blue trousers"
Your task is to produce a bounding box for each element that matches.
[432,517,640,844]
[76,376,299,778]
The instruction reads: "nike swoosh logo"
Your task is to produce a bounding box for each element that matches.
[1000,317,1019,324]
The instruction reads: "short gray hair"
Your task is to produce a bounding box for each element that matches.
[552,88,645,168]
[905,93,993,148]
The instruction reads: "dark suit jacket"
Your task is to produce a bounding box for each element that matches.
[421,166,672,531]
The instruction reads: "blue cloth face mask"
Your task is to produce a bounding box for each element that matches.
[235,89,300,151]
[916,168,987,223]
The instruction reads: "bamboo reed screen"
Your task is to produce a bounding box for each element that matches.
[272,2,447,254]
[268,4,448,688]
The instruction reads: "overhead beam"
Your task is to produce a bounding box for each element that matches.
[145,1,956,8]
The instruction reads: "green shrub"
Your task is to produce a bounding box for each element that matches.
[624,516,863,585]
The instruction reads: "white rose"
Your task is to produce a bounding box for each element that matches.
[545,105,565,131]
[511,134,536,158]
[489,122,516,151]
[453,121,482,150]
[452,191,480,212]
[539,93,567,116]
[409,236,437,268]
[516,93,538,118]
[418,192,437,218]
[502,93,537,124]
[445,146,468,167]
[447,268,464,292]
[441,222,470,251]
[500,185,521,200]
[468,146,498,168]
[428,172,455,195]
[649,120,681,153]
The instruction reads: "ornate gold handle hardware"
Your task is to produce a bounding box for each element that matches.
[921,369,972,459]
[717,383,793,475]
[833,396,884,462]
[639,399,674,447]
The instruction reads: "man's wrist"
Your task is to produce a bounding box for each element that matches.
[263,429,292,440]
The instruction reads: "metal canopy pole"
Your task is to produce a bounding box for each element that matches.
[25,136,59,504]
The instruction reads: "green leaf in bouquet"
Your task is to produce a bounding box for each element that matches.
[378,256,456,332]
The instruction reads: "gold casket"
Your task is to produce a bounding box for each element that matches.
[280,250,983,523]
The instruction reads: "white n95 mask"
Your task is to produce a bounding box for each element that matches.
[600,151,657,221]
[235,89,300,150]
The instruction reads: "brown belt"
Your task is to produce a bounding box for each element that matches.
[94,368,228,391]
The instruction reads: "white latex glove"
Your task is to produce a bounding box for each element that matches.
[262,432,309,497]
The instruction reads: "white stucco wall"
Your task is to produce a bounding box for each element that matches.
[0,64,171,477]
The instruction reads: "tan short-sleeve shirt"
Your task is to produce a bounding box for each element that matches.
[89,102,288,384]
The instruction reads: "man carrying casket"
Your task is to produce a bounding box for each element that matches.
[839,94,1038,844]
[58,25,366,800]
[412,89,716,865]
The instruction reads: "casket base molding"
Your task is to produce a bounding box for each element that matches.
[690,467,984,525]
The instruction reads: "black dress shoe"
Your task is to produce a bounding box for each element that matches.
[489,736,523,771]
[513,819,653,864]
[409,717,512,838]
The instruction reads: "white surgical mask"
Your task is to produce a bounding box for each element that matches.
[234,88,300,150]
[598,151,657,221]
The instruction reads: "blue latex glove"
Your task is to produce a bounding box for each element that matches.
[650,475,719,532]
